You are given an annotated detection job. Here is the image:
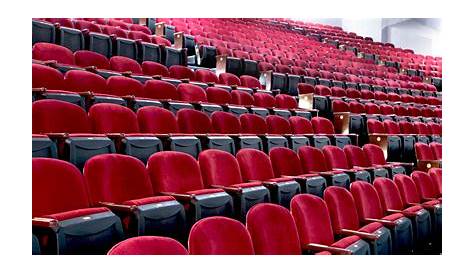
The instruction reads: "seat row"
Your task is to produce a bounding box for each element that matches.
[34,152,441,255]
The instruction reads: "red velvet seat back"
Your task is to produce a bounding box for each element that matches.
[383,120,401,134]
[323,186,361,233]
[240,75,262,89]
[89,103,139,134]
[199,149,243,187]
[269,147,303,177]
[189,217,254,255]
[176,109,212,134]
[266,115,292,134]
[177,83,207,102]
[240,114,267,134]
[106,76,144,97]
[311,117,335,134]
[32,99,91,134]
[109,56,142,74]
[74,50,110,70]
[362,144,387,165]
[219,72,241,86]
[350,181,385,220]
[290,194,335,247]
[367,119,386,134]
[415,143,436,161]
[246,204,301,255]
[323,145,350,169]
[275,94,298,109]
[343,145,371,168]
[428,168,442,196]
[411,171,438,200]
[231,90,254,105]
[169,65,195,80]
[206,87,231,104]
[33,42,75,65]
[108,236,188,255]
[373,177,405,211]
[137,106,179,134]
[289,116,313,134]
[253,92,276,108]
[394,174,422,205]
[64,70,107,93]
[32,64,65,90]
[143,80,179,100]
[298,146,330,173]
[84,154,154,204]
[142,62,170,77]
[195,69,218,83]
[236,149,275,181]
[210,111,241,134]
[430,142,442,160]
[147,151,205,193]
[297,83,315,95]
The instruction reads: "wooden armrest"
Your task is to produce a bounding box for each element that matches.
[32,217,59,229]
[304,243,352,255]
[354,166,374,170]
[158,192,194,202]
[210,184,242,193]
[316,171,335,176]
[364,218,397,228]
[32,87,46,94]
[106,133,125,139]
[46,133,68,139]
[97,202,136,213]
[333,168,356,173]
[340,229,379,241]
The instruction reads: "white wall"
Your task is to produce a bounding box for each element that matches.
[291,18,442,56]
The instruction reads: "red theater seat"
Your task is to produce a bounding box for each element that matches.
[322,145,372,183]
[109,56,143,74]
[107,236,188,255]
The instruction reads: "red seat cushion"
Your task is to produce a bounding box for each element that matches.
[331,235,361,249]
[123,196,175,206]
[382,213,405,222]
[43,207,109,221]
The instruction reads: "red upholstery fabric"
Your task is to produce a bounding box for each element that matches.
[123,196,175,206]
[32,99,91,134]
[169,65,195,80]
[430,142,442,160]
[195,69,218,83]
[177,83,207,102]
[107,236,188,255]
[74,50,110,70]
[290,194,336,247]
[240,114,267,134]
[176,108,212,134]
[44,207,109,221]
[246,204,301,255]
[129,24,152,35]
[253,92,276,108]
[411,171,439,200]
[332,100,349,112]
[211,111,241,134]
[367,119,386,134]
[428,168,442,196]
[383,120,401,134]
[297,83,315,94]
[189,217,254,255]
[275,94,298,109]
[365,103,380,114]
[186,188,224,196]
[33,158,91,217]
[323,146,350,169]
[311,117,335,134]
[298,146,330,173]
[64,70,107,93]
[206,87,231,104]
[240,75,262,89]
[350,181,385,221]
[349,101,366,114]
[315,85,331,96]
[152,36,172,47]
[415,143,436,161]
[358,222,383,233]
[331,87,347,97]
[32,64,65,90]
[142,80,179,100]
[344,145,371,168]
[199,149,244,188]
[84,154,156,204]
[269,147,303,177]
[109,56,142,74]
[362,144,388,166]
[89,103,139,133]
[142,61,170,77]
[428,122,442,135]
[231,90,254,105]
[237,149,275,181]
[106,76,144,97]
[394,174,422,205]
[219,73,241,86]
[266,115,292,134]
[413,122,431,135]
[289,116,314,134]
[147,151,205,193]
[128,31,152,43]
[137,106,179,134]
[323,186,361,233]
[32,43,75,65]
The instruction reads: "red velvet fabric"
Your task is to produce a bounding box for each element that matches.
[315,85,331,96]
[32,99,91,134]
[109,56,142,74]
[177,83,207,102]
[142,80,178,100]
[362,144,388,166]
[240,75,262,89]
[324,186,361,233]
[106,76,144,97]
[332,100,349,112]
[152,36,172,47]
[253,92,276,108]
[107,236,188,255]
[44,207,109,221]
[129,24,152,35]
[33,158,91,217]
[247,204,301,255]
[358,222,383,233]
[383,120,401,134]
[32,43,75,65]
[269,147,303,177]
[365,103,381,114]
[411,171,439,200]
[311,117,336,134]
[199,149,243,187]
[428,122,442,135]
[297,83,315,95]
[349,101,366,114]
[206,87,231,104]
[137,106,179,134]
[231,90,254,105]
[123,196,175,206]
[373,177,405,211]
[89,103,139,133]
[128,31,152,43]
[275,94,298,109]
[237,149,275,181]
[195,69,218,83]
[415,143,436,161]
[394,174,422,205]
[290,194,335,247]
[186,189,224,196]
[240,114,268,134]
[289,116,314,134]
[331,235,361,249]
[169,65,195,81]
[219,73,241,86]
[413,122,431,135]
[64,70,107,93]
[428,168,442,196]
[350,181,385,221]
[177,108,212,134]
[74,50,110,70]
[367,119,386,134]
[298,146,330,173]
[211,111,241,134]
[142,62,170,77]
[323,145,350,170]
[344,145,371,168]
[32,64,65,90]
[331,87,347,98]
[147,151,205,193]
[189,217,254,255]
[430,142,442,160]
[84,154,155,204]
[266,115,292,134]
